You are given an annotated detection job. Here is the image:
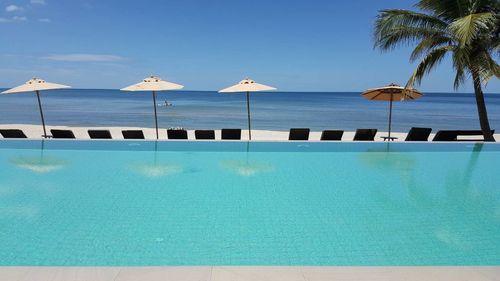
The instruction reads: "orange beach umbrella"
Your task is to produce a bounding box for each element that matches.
[362,83,422,140]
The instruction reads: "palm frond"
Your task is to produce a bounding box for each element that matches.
[374,9,448,50]
[453,66,467,89]
[376,25,448,51]
[376,9,448,29]
[449,12,497,46]
[417,0,469,20]
[375,0,499,91]
[471,0,500,14]
[410,36,453,61]
[407,46,452,87]
[470,50,500,84]
[451,49,471,89]
[416,0,497,20]
[493,37,500,52]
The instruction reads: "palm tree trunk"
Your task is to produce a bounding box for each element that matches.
[471,71,495,142]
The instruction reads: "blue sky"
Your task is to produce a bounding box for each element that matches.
[0,0,499,93]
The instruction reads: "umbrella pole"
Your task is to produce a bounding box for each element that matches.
[35,90,48,138]
[246,91,252,140]
[388,93,393,140]
[154,140,158,166]
[40,138,45,163]
[152,91,159,140]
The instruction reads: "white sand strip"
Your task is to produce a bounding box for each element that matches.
[1,124,499,141]
[0,266,498,281]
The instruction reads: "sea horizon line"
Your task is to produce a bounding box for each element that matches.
[1,87,499,95]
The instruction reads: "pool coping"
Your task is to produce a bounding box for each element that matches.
[1,266,499,281]
[0,138,498,143]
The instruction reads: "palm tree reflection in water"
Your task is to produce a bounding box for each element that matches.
[360,143,499,252]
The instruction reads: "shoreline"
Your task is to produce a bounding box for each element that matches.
[2,124,411,141]
[1,124,499,142]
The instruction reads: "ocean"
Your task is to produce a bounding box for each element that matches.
[0,89,499,132]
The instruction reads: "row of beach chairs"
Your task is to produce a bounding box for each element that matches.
[0,128,242,140]
[0,127,494,141]
[290,128,494,141]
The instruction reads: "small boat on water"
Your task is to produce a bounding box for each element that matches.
[157,101,173,107]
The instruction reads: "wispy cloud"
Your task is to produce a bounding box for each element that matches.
[5,4,23,12]
[1,1,47,24]
[30,0,46,5]
[0,16,28,23]
[12,16,27,21]
[42,54,126,62]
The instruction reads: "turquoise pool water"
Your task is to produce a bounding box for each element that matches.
[0,141,499,266]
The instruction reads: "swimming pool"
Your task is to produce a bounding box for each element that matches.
[0,140,499,266]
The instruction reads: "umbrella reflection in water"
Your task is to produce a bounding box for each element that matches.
[129,142,183,177]
[10,140,68,173]
[132,163,183,177]
[358,143,419,210]
[221,159,273,177]
[221,142,274,176]
[359,144,416,175]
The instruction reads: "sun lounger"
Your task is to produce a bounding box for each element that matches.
[433,130,495,141]
[51,129,75,139]
[167,129,188,140]
[320,130,344,141]
[88,130,112,139]
[195,130,215,140]
[353,129,377,141]
[405,127,432,141]
[122,130,145,139]
[433,131,457,141]
[221,129,241,140]
[289,128,310,141]
[0,129,27,138]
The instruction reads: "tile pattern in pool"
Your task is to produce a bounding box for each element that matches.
[0,141,499,266]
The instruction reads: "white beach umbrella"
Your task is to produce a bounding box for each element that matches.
[1,78,71,138]
[219,78,276,140]
[121,76,184,139]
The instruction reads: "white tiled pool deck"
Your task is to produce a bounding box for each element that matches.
[0,266,499,281]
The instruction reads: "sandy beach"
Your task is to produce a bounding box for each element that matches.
[0,123,449,141]
[1,124,499,141]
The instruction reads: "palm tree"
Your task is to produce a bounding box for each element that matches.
[374,0,499,141]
